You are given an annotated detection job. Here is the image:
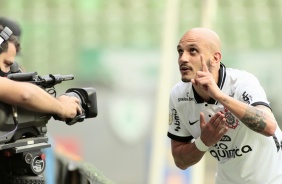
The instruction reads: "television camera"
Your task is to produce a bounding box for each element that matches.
[0,70,98,183]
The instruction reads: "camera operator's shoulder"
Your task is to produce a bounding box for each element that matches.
[0,76,8,82]
[0,77,19,90]
[0,76,12,83]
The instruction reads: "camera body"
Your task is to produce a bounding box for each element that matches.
[0,71,98,181]
[0,103,51,144]
[0,71,98,145]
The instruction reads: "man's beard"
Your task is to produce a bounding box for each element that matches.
[181,77,191,83]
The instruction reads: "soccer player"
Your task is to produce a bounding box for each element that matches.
[167,27,282,184]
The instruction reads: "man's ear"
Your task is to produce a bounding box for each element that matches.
[210,52,221,66]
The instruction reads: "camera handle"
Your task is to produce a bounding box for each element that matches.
[53,112,86,126]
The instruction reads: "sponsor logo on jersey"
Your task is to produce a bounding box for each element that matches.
[229,92,235,97]
[220,135,231,141]
[242,91,252,104]
[210,142,252,161]
[172,109,181,131]
[189,120,199,125]
[223,108,239,129]
[178,92,194,102]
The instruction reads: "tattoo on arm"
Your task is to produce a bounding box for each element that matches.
[241,106,266,132]
[222,98,229,104]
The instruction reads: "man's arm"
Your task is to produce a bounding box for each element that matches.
[217,94,276,136]
[0,77,81,119]
[171,112,227,169]
[171,140,205,170]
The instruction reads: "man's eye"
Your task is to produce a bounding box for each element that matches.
[178,49,183,54]
[189,48,197,54]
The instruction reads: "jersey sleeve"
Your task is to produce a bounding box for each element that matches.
[167,92,193,142]
[235,71,270,108]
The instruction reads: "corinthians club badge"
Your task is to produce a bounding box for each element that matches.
[223,108,239,129]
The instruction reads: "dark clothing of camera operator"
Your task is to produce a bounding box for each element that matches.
[0,25,82,120]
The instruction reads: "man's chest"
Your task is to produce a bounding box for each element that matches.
[177,101,241,140]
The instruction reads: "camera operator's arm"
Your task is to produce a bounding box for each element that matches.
[0,77,82,119]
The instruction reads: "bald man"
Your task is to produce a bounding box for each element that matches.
[167,28,282,184]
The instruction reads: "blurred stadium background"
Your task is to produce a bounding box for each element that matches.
[0,0,282,183]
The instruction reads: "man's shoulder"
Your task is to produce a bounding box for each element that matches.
[227,67,255,76]
[171,81,191,94]
[226,67,258,81]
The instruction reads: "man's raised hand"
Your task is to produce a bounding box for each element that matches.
[199,112,228,147]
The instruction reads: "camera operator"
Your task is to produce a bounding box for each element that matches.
[0,25,82,120]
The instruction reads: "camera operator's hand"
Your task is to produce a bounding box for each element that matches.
[56,95,82,120]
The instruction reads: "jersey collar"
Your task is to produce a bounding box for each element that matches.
[192,63,226,104]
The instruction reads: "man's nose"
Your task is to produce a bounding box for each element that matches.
[179,52,190,63]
